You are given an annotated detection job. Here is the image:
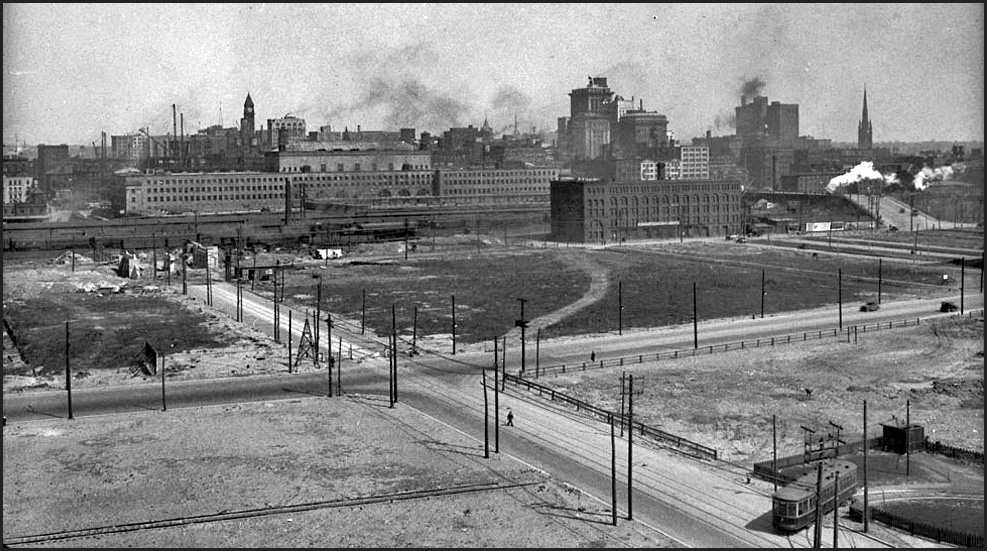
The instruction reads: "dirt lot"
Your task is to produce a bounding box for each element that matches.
[3,397,676,548]
[543,314,984,464]
[3,235,983,547]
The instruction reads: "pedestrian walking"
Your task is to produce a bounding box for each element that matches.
[506,409,514,426]
[590,351,596,362]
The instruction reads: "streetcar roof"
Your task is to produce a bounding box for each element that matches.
[771,460,856,502]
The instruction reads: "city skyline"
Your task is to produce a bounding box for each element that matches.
[3,3,984,147]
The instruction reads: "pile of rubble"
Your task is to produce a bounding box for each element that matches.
[51,251,95,265]
[76,281,127,294]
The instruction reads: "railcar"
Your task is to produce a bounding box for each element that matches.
[771,459,858,531]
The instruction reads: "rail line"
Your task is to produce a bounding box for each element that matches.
[2,480,539,547]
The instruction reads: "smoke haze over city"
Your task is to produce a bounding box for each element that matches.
[3,3,983,146]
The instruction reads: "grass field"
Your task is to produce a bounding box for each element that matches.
[3,235,974,378]
[268,239,970,344]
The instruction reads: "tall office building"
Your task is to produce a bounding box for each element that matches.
[567,77,615,160]
[735,95,798,147]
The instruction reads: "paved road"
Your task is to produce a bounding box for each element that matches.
[6,280,980,547]
[844,193,979,233]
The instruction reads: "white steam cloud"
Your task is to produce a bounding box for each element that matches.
[825,161,894,193]
[913,164,962,191]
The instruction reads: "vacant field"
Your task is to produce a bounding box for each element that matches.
[259,239,968,345]
[3,396,674,548]
[2,260,278,383]
[268,248,592,346]
[4,235,982,547]
[538,314,983,463]
[2,238,972,380]
[817,228,985,251]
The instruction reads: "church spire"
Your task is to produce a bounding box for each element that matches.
[857,85,873,150]
[861,86,868,123]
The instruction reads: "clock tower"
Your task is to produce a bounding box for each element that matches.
[241,93,256,148]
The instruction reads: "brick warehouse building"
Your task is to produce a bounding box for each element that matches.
[549,176,743,244]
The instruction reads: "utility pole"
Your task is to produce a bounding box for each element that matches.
[412,307,418,355]
[627,373,634,520]
[482,367,489,459]
[494,348,499,453]
[813,462,823,548]
[863,400,869,533]
[772,414,778,491]
[619,371,626,437]
[451,294,457,355]
[878,258,883,304]
[960,257,965,314]
[327,313,333,398]
[361,288,366,334]
[391,304,398,406]
[838,268,843,330]
[906,399,910,476]
[326,313,332,380]
[160,350,167,411]
[611,413,618,526]
[152,234,157,282]
[316,277,322,352]
[618,280,623,335]
[273,262,281,343]
[516,298,528,373]
[692,282,698,349]
[205,260,212,307]
[535,327,541,378]
[65,321,73,420]
[833,469,840,548]
[761,269,766,319]
[236,269,242,322]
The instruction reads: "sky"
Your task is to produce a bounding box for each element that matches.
[3,3,984,147]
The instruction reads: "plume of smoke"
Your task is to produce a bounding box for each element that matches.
[491,86,531,113]
[323,77,472,133]
[913,164,961,191]
[741,76,766,98]
[489,85,536,135]
[320,42,475,133]
[714,111,736,131]
[825,161,887,193]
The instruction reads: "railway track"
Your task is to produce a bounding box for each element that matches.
[2,480,539,546]
[1,203,547,252]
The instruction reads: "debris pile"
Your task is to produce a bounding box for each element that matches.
[51,251,94,265]
[76,281,127,294]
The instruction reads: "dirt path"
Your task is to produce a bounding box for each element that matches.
[501,251,611,341]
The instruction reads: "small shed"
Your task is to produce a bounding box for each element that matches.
[881,422,924,454]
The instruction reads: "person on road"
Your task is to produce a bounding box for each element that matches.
[506,410,514,426]
[590,351,596,362]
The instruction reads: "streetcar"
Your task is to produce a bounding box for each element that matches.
[771,459,858,531]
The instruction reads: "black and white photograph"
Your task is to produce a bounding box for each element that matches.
[3,3,983,548]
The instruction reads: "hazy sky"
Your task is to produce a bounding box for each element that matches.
[3,3,983,146]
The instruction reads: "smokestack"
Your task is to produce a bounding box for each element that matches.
[640,99,643,110]
[180,113,185,161]
[741,95,747,107]
[172,104,177,157]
